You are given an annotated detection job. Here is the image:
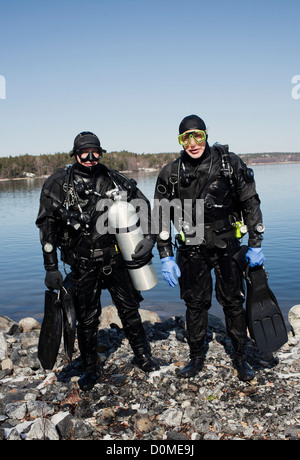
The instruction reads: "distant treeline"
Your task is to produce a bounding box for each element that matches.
[0,150,300,180]
[0,151,177,179]
[239,151,300,165]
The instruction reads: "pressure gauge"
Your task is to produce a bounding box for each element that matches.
[43,243,54,253]
[159,231,170,240]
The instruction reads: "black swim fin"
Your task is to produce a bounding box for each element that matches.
[245,265,288,352]
[61,288,76,363]
[38,290,63,370]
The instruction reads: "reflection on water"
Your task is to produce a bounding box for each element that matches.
[0,164,300,322]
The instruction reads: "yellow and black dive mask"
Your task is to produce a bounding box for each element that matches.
[178,130,206,147]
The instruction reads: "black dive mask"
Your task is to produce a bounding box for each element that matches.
[78,149,101,163]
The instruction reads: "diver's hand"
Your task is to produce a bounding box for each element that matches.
[245,247,265,267]
[45,269,63,290]
[132,238,154,262]
[161,256,181,287]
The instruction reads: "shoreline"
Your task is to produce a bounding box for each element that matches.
[1,160,300,182]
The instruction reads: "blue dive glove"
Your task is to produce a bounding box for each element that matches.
[161,256,181,287]
[245,247,266,267]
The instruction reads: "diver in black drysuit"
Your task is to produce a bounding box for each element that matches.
[154,115,265,381]
[36,131,159,391]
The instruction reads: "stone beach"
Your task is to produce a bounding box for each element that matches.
[1,305,300,441]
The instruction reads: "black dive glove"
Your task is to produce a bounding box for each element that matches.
[132,238,154,264]
[45,269,63,290]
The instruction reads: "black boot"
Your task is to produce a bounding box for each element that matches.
[121,314,160,372]
[77,326,101,391]
[78,367,101,391]
[179,356,205,378]
[233,354,255,382]
[132,353,160,372]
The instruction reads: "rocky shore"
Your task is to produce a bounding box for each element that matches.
[1,305,300,442]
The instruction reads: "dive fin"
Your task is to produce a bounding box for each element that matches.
[245,265,288,352]
[61,288,76,363]
[38,290,63,370]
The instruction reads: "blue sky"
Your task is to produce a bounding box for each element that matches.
[0,0,299,157]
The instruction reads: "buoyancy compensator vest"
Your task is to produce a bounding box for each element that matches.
[168,144,248,247]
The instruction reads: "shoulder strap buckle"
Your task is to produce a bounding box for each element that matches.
[169,157,181,197]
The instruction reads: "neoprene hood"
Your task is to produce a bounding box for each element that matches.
[179,115,207,134]
[71,131,106,157]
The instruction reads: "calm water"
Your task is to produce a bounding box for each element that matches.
[0,163,299,323]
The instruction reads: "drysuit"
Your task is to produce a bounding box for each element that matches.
[36,161,156,381]
[154,143,264,359]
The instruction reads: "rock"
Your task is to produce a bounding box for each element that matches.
[18,317,41,332]
[288,305,300,336]
[1,358,13,370]
[157,407,183,427]
[5,402,27,420]
[0,310,299,441]
[37,372,57,389]
[203,432,220,440]
[56,414,94,440]
[0,331,7,361]
[166,430,189,440]
[3,421,33,440]
[99,305,161,329]
[24,418,59,440]
[133,414,155,433]
[139,308,162,326]
[6,428,22,440]
[0,368,11,379]
[193,415,211,433]
[51,411,69,426]
[20,330,40,348]
[27,400,55,418]
[0,316,22,335]
[96,407,115,426]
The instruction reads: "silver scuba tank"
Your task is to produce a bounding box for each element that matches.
[107,189,158,291]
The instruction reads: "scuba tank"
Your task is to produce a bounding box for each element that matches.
[107,189,158,291]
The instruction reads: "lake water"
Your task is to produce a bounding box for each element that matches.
[0,163,299,324]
